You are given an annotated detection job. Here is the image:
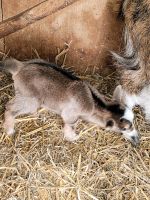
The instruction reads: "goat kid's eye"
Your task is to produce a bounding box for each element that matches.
[120,118,124,123]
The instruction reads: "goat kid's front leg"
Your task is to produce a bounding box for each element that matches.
[4,110,15,135]
[3,99,16,135]
[4,96,40,136]
[61,110,79,142]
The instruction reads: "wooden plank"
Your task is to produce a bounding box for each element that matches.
[3,0,42,57]
[0,0,80,39]
[4,0,42,18]
[3,0,123,74]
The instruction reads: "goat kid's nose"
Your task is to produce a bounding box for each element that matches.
[130,134,140,146]
[122,129,140,146]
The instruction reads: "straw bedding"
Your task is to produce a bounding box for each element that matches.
[0,62,150,200]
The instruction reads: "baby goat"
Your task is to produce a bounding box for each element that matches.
[112,0,150,121]
[0,58,139,145]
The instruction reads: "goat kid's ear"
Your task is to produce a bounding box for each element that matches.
[113,85,123,102]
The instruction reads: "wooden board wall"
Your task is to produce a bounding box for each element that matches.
[1,0,123,74]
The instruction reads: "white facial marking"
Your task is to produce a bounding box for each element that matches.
[125,93,138,109]
[123,108,134,122]
[122,129,139,145]
[123,129,137,138]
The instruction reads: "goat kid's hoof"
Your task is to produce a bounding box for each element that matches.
[64,134,80,142]
[3,125,15,136]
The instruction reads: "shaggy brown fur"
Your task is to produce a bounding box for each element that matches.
[113,0,150,93]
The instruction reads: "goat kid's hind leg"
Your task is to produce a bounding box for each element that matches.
[61,110,79,142]
[4,96,40,136]
[4,99,16,135]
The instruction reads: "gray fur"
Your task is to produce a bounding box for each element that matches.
[0,58,139,145]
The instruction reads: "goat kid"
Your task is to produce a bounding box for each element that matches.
[0,58,139,145]
[112,0,150,121]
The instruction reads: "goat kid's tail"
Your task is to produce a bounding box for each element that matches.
[0,58,24,75]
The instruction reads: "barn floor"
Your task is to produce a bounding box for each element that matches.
[0,69,150,200]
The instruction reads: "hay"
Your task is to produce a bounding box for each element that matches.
[0,62,150,200]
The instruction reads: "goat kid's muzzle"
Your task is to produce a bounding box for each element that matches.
[122,129,140,146]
